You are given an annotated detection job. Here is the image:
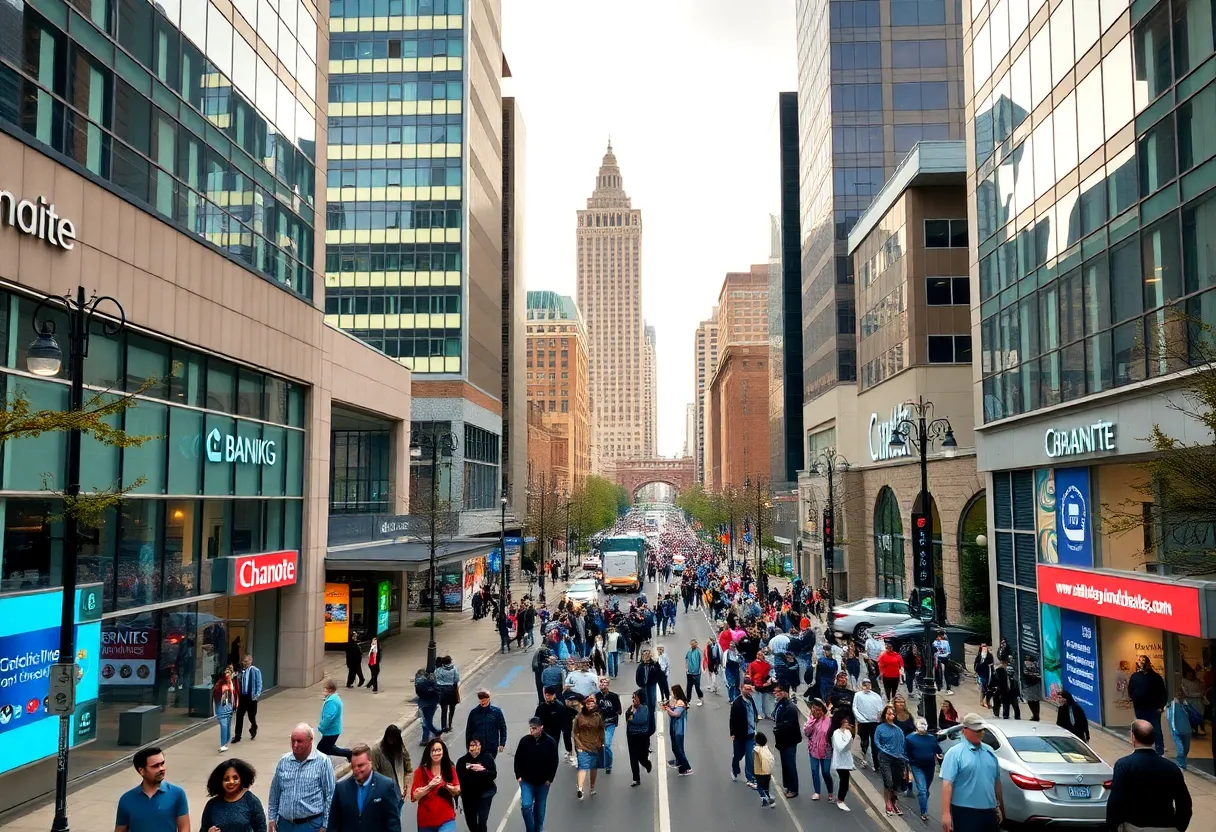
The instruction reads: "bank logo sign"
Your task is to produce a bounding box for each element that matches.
[1053,467,1093,567]
[205,428,278,466]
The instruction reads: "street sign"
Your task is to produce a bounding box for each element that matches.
[49,663,77,715]
[911,511,933,590]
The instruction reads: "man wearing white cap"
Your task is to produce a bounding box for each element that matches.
[940,713,1002,832]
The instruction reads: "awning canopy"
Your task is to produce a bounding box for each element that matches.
[325,538,498,572]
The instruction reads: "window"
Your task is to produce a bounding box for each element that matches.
[926,277,971,305]
[929,335,972,363]
[925,219,968,248]
[874,487,905,600]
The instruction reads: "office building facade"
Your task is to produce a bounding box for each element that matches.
[0,0,414,806]
[966,0,1216,770]
[525,290,591,493]
[577,142,645,468]
[772,91,806,486]
[693,313,719,486]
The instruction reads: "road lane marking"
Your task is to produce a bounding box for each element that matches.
[496,665,524,688]
[492,787,522,832]
[656,712,671,832]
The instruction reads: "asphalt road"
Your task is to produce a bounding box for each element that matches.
[413,581,892,832]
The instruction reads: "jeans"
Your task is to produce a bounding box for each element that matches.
[726,674,741,703]
[1135,709,1165,755]
[465,794,493,832]
[607,652,620,677]
[420,703,441,743]
[686,673,703,700]
[603,723,616,770]
[317,734,351,760]
[808,754,833,795]
[778,744,799,794]
[858,722,879,767]
[1172,730,1191,769]
[234,699,258,740]
[419,823,457,832]
[1000,697,1022,720]
[627,733,651,781]
[912,764,934,816]
[731,735,755,783]
[519,782,550,832]
[500,632,511,653]
[754,690,773,719]
[216,712,232,746]
[671,730,690,772]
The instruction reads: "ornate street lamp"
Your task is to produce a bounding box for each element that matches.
[809,450,850,621]
[410,428,457,671]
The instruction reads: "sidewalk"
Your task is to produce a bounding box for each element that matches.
[1,605,513,832]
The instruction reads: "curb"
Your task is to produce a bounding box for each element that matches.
[331,646,502,780]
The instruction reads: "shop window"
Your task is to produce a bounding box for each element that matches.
[287,384,305,427]
[167,406,203,494]
[203,499,227,561]
[264,376,288,424]
[230,500,263,555]
[0,498,61,593]
[261,424,288,496]
[124,401,168,493]
[206,358,236,414]
[4,378,68,491]
[873,486,905,600]
[237,368,263,418]
[116,499,163,608]
[286,430,304,497]
[126,333,169,398]
[169,345,204,407]
[164,500,201,600]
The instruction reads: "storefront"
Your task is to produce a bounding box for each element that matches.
[321,571,404,646]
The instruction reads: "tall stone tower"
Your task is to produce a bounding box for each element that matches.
[577,141,645,468]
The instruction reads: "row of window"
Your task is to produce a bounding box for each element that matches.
[328,79,463,103]
[325,244,461,273]
[331,430,392,514]
[325,204,461,231]
[326,163,462,189]
[832,0,951,28]
[330,0,465,17]
[346,331,461,360]
[925,219,969,248]
[330,36,464,60]
[861,342,905,390]
[324,291,461,315]
[330,123,462,146]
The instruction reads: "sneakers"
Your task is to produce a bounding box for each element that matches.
[232,737,242,744]
[838,803,852,813]
[747,781,758,789]
[760,798,770,808]
[631,780,641,787]
[945,689,954,695]
[732,773,739,782]
[577,789,584,800]
[219,745,229,752]
[679,769,694,776]
[696,700,703,706]
[589,789,596,796]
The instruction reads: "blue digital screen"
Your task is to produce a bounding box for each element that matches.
[0,585,103,775]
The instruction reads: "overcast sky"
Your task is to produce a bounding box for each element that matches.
[502,0,797,458]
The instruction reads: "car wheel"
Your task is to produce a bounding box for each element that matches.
[853,622,871,642]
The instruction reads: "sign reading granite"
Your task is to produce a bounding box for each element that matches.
[205,428,278,465]
[868,404,912,462]
[0,190,77,250]
[1044,420,1116,459]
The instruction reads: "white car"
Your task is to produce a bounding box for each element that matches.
[581,555,602,571]
[830,597,915,641]
[563,578,600,606]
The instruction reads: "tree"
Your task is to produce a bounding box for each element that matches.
[568,475,625,550]
[1102,314,1216,576]
[525,470,563,565]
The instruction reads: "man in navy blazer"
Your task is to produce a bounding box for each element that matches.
[328,744,402,832]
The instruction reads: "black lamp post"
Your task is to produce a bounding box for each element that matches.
[809,450,850,623]
[887,396,957,730]
[744,476,771,597]
[410,428,457,672]
[499,495,508,611]
[28,287,126,832]
[564,496,572,578]
[726,486,737,575]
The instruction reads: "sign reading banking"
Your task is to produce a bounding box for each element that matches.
[206,428,277,465]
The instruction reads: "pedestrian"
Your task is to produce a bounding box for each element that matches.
[591,635,607,677]
[1128,655,1168,755]
[213,665,239,752]
[515,717,559,832]
[317,678,352,760]
[729,680,758,786]
[115,747,190,832]
[409,739,461,832]
[232,655,262,744]
[1055,690,1090,741]
[367,637,382,694]
[939,699,961,729]
[654,645,672,702]
[986,657,1020,720]
[455,737,497,832]
[371,724,412,801]
[266,724,336,832]
[749,649,776,719]
[704,636,722,694]
[906,717,944,823]
[1166,689,1195,770]
[684,639,704,704]
[1020,652,1041,721]
[874,705,909,817]
[1106,719,1193,832]
[572,693,607,797]
[878,641,904,702]
[852,678,883,770]
[932,631,953,694]
[940,713,1004,832]
[724,639,743,702]
[635,649,662,731]
[771,683,801,798]
[540,655,564,703]
[996,637,1012,664]
[434,657,461,733]
[831,715,855,813]
[753,732,777,808]
[497,610,512,654]
[329,744,402,832]
[892,694,917,736]
[826,671,855,717]
[973,644,994,704]
[605,626,622,678]
[465,689,508,759]
[345,634,366,688]
[201,758,265,832]
[597,677,622,774]
[625,688,653,786]
[415,668,442,746]
[662,685,692,775]
[803,699,834,802]
[566,658,599,698]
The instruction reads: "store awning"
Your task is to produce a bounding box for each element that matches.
[325,538,498,572]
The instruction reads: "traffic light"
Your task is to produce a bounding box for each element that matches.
[911,512,934,622]
[822,506,834,570]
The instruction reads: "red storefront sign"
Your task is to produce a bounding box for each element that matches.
[231,550,299,595]
[1037,563,1203,637]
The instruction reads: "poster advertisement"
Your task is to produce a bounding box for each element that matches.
[0,585,102,776]
[1040,603,1063,703]
[440,570,463,608]
[463,557,486,609]
[1054,467,1093,567]
[1035,468,1057,563]
[1101,617,1165,723]
[1061,609,1102,723]
[376,581,391,636]
[324,583,351,643]
[100,626,158,686]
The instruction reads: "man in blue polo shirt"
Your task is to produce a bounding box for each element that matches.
[115,746,190,832]
[940,713,1003,832]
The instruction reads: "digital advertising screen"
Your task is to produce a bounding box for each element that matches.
[324,583,350,643]
[0,584,102,776]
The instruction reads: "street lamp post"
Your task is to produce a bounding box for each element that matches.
[564,497,572,578]
[499,495,508,610]
[744,476,771,598]
[809,450,850,623]
[410,428,457,672]
[727,487,737,576]
[27,286,127,832]
[888,396,958,730]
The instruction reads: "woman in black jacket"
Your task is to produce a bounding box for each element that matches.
[624,689,652,786]
[455,737,498,832]
[1056,690,1090,741]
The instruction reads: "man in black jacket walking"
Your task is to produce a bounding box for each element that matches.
[1106,720,1192,832]
[515,718,559,832]
[597,676,623,774]
[466,689,508,758]
[772,683,801,798]
[345,634,365,688]
[328,744,401,832]
[729,680,758,786]
[1129,656,1169,755]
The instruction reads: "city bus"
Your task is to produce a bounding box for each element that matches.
[600,533,647,593]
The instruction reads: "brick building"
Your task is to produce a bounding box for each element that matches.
[708,344,770,491]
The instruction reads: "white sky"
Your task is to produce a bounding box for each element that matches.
[502,0,797,458]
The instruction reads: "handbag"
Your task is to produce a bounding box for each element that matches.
[454,684,462,704]
[1184,701,1204,730]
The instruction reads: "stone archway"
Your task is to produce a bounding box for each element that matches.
[604,458,695,500]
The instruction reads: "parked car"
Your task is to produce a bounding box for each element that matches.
[935,719,1112,828]
[563,578,600,606]
[829,597,916,641]
[871,621,983,666]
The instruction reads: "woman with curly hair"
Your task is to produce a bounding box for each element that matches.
[201,758,265,832]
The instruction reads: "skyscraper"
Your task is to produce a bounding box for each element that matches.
[693,313,720,486]
[324,0,511,524]
[771,92,805,485]
[577,142,645,467]
[684,403,697,458]
[794,0,965,404]
[643,323,658,457]
[502,92,527,514]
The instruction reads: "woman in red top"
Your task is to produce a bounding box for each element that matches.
[212,665,239,751]
[748,651,775,719]
[877,642,904,702]
[410,738,461,832]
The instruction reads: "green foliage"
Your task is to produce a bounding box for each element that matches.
[568,475,626,549]
[411,617,444,628]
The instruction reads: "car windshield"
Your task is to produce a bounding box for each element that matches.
[569,581,596,593]
[1008,735,1100,764]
